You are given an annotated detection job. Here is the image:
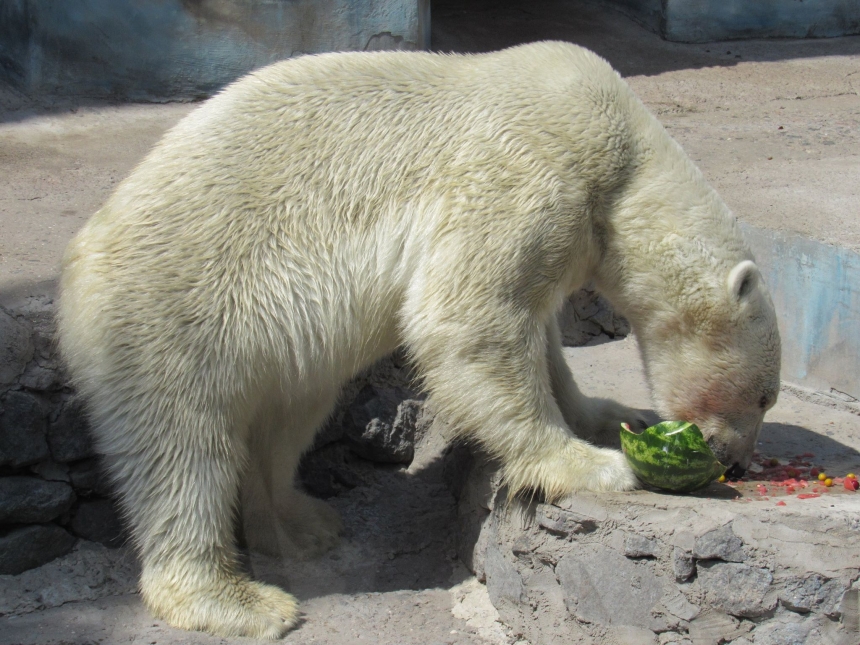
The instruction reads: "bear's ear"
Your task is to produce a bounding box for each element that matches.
[727,260,760,301]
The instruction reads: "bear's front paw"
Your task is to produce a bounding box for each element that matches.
[581,397,651,449]
[584,446,640,492]
[142,571,299,639]
[505,442,638,500]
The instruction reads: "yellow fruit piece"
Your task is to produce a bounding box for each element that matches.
[818,473,827,481]
[847,473,857,479]
[718,475,726,483]
[824,478,833,487]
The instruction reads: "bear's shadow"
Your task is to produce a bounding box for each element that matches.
[246,450,469,601]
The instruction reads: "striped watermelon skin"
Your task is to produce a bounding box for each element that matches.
[620,421,726,493]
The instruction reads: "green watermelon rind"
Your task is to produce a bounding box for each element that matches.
[620,421,726,493]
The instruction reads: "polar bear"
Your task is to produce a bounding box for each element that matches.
[58,42,780,638]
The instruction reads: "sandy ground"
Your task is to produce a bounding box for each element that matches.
[1,1,859,643]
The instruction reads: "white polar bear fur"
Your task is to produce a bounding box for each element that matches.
[57,42,780,638]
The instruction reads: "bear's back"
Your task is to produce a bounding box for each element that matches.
[80,43,640,253]
[61,42,649,366]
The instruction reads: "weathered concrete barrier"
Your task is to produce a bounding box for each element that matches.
[742,224,860,410]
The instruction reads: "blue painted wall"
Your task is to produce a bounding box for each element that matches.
[743,224,860,403]
[0,0,429,99]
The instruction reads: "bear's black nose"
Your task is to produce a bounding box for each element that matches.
[725,463,746,480]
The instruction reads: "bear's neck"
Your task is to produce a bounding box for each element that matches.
[589,131,753,347]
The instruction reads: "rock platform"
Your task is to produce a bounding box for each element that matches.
[460,473,859,645]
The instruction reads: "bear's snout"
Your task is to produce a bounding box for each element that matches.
[704,427,758,476]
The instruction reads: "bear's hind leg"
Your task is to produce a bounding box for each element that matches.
[105,406,299,638]
[242,393,342,559]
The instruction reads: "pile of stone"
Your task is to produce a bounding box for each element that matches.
[0,287,629,577]
[1,296,124,575]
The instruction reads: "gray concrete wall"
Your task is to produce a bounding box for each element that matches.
[601,0,860,42]
[743,223,860,405]
[0,0,430,100]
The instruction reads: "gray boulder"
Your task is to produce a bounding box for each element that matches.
[0,476,75,524]
[0,524,76,575]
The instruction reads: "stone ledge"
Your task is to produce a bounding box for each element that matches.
[457,458,860,644]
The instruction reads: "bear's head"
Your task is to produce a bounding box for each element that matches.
[639,260,781,477]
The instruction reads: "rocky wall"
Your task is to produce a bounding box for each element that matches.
[0,287,628,576]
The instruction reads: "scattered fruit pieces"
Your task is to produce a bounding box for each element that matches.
[776,501,786,506]
[845,478,860,491]
[818,473,827,481]
[824,478,833,487]
[848,473,857,480]
[797,493,820,499]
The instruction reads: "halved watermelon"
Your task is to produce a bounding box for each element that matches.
[620,421,726,493]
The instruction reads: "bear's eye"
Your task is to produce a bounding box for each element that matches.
[758,395,770,410]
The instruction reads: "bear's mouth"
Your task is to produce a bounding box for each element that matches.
[724,463,746,479]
